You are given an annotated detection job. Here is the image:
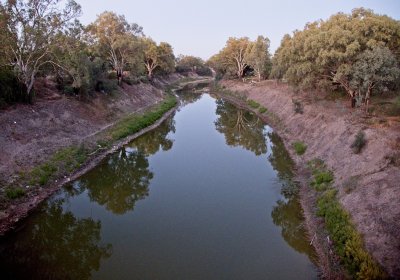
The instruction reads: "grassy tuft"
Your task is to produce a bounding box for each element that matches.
[29,145,88,186]
[6,187,26,199]
[247,99,260,109]
[258,106,267,113]
[292,141,307,155]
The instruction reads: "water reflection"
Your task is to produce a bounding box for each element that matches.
[176,89,203,106]
[73,117,176,215]
[268,131,316,259]
[215,99,267,155]
[0,198,112,280]
[75,148,153,215]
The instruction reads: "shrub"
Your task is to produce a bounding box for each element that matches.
[317,189,386,279]
[259,107,267,113]
[6,187,26,199]
[0,68,27,105]
[292,141,307,155]
[351,131,366,154]
[247,99,260,109]
[292,99,304,114]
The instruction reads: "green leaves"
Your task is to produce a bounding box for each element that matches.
[271,8,400,105]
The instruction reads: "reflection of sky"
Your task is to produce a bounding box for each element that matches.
[76,0,400,59]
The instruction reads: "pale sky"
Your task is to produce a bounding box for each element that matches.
[76,0,400,60]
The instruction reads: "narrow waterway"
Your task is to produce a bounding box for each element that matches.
[0,92,317,279]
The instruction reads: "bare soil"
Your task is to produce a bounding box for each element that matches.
[220,80,400,279]
[0,74,184,233]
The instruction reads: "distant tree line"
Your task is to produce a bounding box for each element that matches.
[0,0,211,106]
[209,8,400,110]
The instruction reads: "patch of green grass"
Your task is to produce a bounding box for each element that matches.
[247,99,260,109]
[6,187,26,199]
[29,145,88,186]
[258,106,267,113]
[110,96,177,140]
[26,95,176,187]
[311,170,334,191]
[316,189,386,279]
[292,141,307,155]
[307,159,334,191]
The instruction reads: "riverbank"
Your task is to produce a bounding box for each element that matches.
[214,80,400,278]
[0,74,208,235]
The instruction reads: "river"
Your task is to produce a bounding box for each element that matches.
[0,91,317,279]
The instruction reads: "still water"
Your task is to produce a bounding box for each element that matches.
[0,93,317,279]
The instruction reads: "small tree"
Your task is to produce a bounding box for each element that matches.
[0,0,81,103]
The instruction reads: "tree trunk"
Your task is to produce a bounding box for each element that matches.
[26,75,35,105]
[351,97,356,108]
[117,69,122,85]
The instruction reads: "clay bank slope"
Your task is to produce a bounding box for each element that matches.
[220,80,400,278]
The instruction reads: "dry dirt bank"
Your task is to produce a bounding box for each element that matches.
[219,80,400,278]
[0,73,185,234]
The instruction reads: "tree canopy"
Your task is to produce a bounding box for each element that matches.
[271,8,400,108]
[208,36,272,81]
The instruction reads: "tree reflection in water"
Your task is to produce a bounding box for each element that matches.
[215,99,267,156]
[72,116,175,215]
[0,198,112,280]
[268,131,316,260]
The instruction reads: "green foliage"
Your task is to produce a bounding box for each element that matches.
[272,8,400,106]
[246,35,272,81]
[30,145,88,186]
[292,141,307,155]
[0,67,26,106]
[0,0,81,101]
[307,159,333,191]
[247,99,260,109]
[208,36,271,80]
[351,131,367,154]
[258,107,267,113]
[6,187,26,199]
[176,55,212,76]
[316,189,386,279]
[142,38,175,79]
[110,96,177,140]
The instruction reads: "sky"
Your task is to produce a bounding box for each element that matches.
[76,0,400,60]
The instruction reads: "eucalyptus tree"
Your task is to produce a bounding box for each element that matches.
[142,38,175,79]
[246,35,272,81]
[87,11,143,85]
[0,0,81,103]
[222,37,251,79]
[352,46,400,111]
[271,8,400,108]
